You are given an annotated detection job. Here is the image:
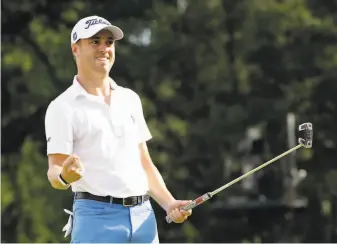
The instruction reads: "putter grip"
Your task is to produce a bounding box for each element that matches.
[166,204,194,223]
[165,193,212,223]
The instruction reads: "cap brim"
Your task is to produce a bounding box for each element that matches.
[80,25,124,41]
[101,26,124,40]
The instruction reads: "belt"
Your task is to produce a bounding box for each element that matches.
[75,192,150,207]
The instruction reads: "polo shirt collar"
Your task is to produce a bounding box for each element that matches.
[71,75,118,99]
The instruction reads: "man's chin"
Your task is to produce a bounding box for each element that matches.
[95,64,112,73]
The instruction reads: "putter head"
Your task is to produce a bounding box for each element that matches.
[298,123,313,148]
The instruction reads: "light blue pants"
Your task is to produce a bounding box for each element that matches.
[71,198,159,243]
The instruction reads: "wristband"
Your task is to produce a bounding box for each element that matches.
[58,174,70,187]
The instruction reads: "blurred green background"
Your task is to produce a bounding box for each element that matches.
[2,0,337,242]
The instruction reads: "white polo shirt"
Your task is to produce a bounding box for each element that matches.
[45,76,151,198]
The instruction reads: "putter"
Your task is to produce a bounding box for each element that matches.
[166,122,313,223]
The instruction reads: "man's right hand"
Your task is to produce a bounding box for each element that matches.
[60,154,84,184]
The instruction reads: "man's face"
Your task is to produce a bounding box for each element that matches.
[73,30,115,74]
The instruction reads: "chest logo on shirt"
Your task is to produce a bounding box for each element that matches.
[112,126,124,138]
[111,113,136,138]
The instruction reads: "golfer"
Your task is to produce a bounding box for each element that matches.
[44,15,192,243]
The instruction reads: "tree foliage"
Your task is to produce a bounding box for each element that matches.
[2,0,337,242]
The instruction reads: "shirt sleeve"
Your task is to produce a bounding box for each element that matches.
[44,101,74,155]
[132,91,152,143]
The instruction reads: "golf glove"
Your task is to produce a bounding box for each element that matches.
[62,209,73,238]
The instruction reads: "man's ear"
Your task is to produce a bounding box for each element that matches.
[72,43,80,57]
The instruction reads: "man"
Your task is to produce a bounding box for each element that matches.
[44,15,192,243]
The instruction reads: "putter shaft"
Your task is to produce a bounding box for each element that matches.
[212,143,303,196]
[166,143,303,223]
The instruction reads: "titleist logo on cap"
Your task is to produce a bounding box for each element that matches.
[84,18,110,29]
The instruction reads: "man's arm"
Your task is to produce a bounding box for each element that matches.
[45,102,83,189]
[139,142,192,223]
[128,90,175,209]
[48,154,69,189]
[130,89,191,223]
[139,142,175,211]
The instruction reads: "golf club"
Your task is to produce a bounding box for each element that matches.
[166,122,313,223]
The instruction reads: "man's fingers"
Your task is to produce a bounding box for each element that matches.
[180,209,192,217]
[169,209,181,222]
[75,168,83,174]
[68,165,83,174]
[180,200,192,206]
[172,209,187,223]
[63,154,79,168]
[170,200,191,210]
[166,200,193,223]
[69,166,77,172]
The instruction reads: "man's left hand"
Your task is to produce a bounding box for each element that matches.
[166,200,192,223]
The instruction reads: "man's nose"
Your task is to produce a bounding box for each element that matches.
[99,43,109,53]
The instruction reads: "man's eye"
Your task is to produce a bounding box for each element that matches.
[107,40,114,45]
[91,40,99,44]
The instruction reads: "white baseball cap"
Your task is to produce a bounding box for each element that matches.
[71,15,124,44]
